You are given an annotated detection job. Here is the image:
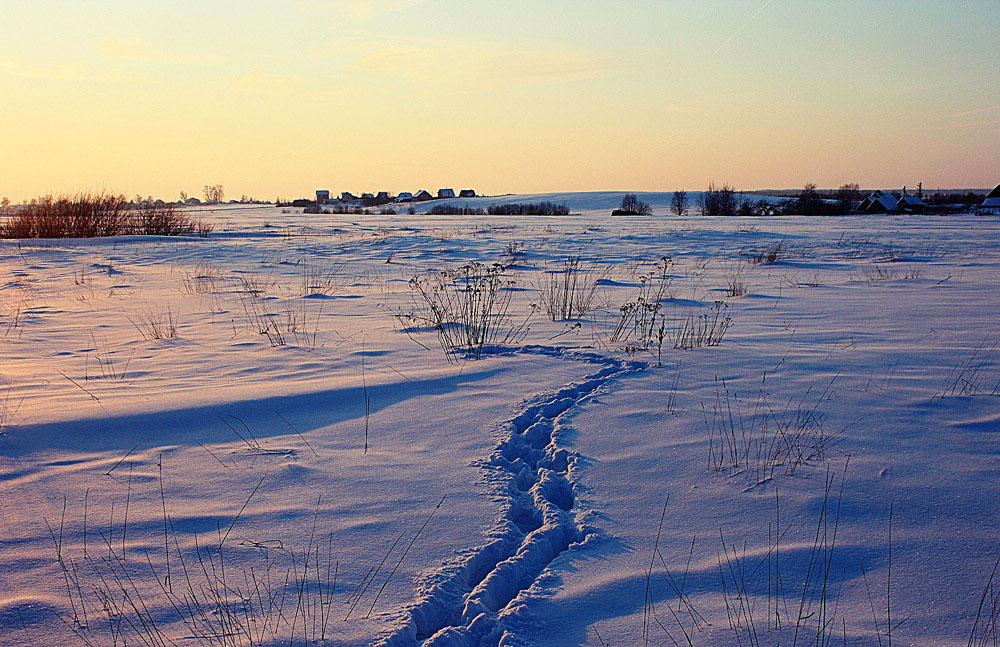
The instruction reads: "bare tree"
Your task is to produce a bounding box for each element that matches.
[670,190,688,216]
[620,193,652,215]
[836,183,860,211]
[203,184,225,204]
[702,183,738,216]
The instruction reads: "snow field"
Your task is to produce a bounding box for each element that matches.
[1,195,999,646]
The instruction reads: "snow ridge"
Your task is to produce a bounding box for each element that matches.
[376,345,645,647]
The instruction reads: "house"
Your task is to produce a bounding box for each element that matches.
[413,190,434,202]
[340,192,357,202]
[316,190,330,204]
[184,197,202,206]
[983,185,1000,210]
[396,192,414,202]
[437,188,456,199]
[857,191,897,213]
[459,189,477,198]
[375,191,392,204]
[897,195,926,213]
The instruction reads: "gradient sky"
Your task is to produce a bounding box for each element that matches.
[1,0,998,202]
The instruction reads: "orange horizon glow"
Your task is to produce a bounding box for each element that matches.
[2,1,997,203]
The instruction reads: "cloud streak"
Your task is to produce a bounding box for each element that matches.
[295,0,427,23]
[355,39,616,86]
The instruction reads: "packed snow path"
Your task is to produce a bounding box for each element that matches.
[377,346,645,647]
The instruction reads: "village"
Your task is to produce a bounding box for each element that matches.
[313,187,478,206]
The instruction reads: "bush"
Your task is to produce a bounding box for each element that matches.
[1,193,209,238]
[486,202,569,216]
[701,183,740,216]
[617,193,652,216]
[427,204,486,215]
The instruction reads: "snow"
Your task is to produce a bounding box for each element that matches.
[1,194,999,646]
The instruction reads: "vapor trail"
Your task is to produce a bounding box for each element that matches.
[714,0,774,55]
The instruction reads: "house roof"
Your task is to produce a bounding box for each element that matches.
[898,196,925,207]
[862,192,897,212]
[987,185,1000,200]
[983,197,1000,208]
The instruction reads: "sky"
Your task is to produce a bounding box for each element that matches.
[1,0,998,202]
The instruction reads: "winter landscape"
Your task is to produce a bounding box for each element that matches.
[2,191,1000,647]
[3,2,999,646]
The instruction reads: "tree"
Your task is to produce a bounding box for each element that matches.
[620,193,652,215]
[836,183,860,212]
[1,197,9,212]
[203,184,225,203]
[670,190,688,216]
[702,183,738,216]
[179,191,187,202]
[795,183,826,216]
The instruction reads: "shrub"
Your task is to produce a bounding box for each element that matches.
[0,193,207,238]
[427,204,486,215]
[486,203,569,216]
[618,193,652,216]
[701,183,739,216]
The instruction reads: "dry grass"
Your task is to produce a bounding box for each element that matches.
[402,262,533,361]
[704,373,840,485]
[126,303,179,340]
[536,256,609,322]
[669,302,733,350]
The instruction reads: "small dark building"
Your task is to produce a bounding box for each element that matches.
[897,195,926,213]
[858,192,897,214]
[459,189,477,198]
[984,185,1000,209]
[413,190,434,202]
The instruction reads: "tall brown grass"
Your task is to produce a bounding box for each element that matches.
[1,192,210,238]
